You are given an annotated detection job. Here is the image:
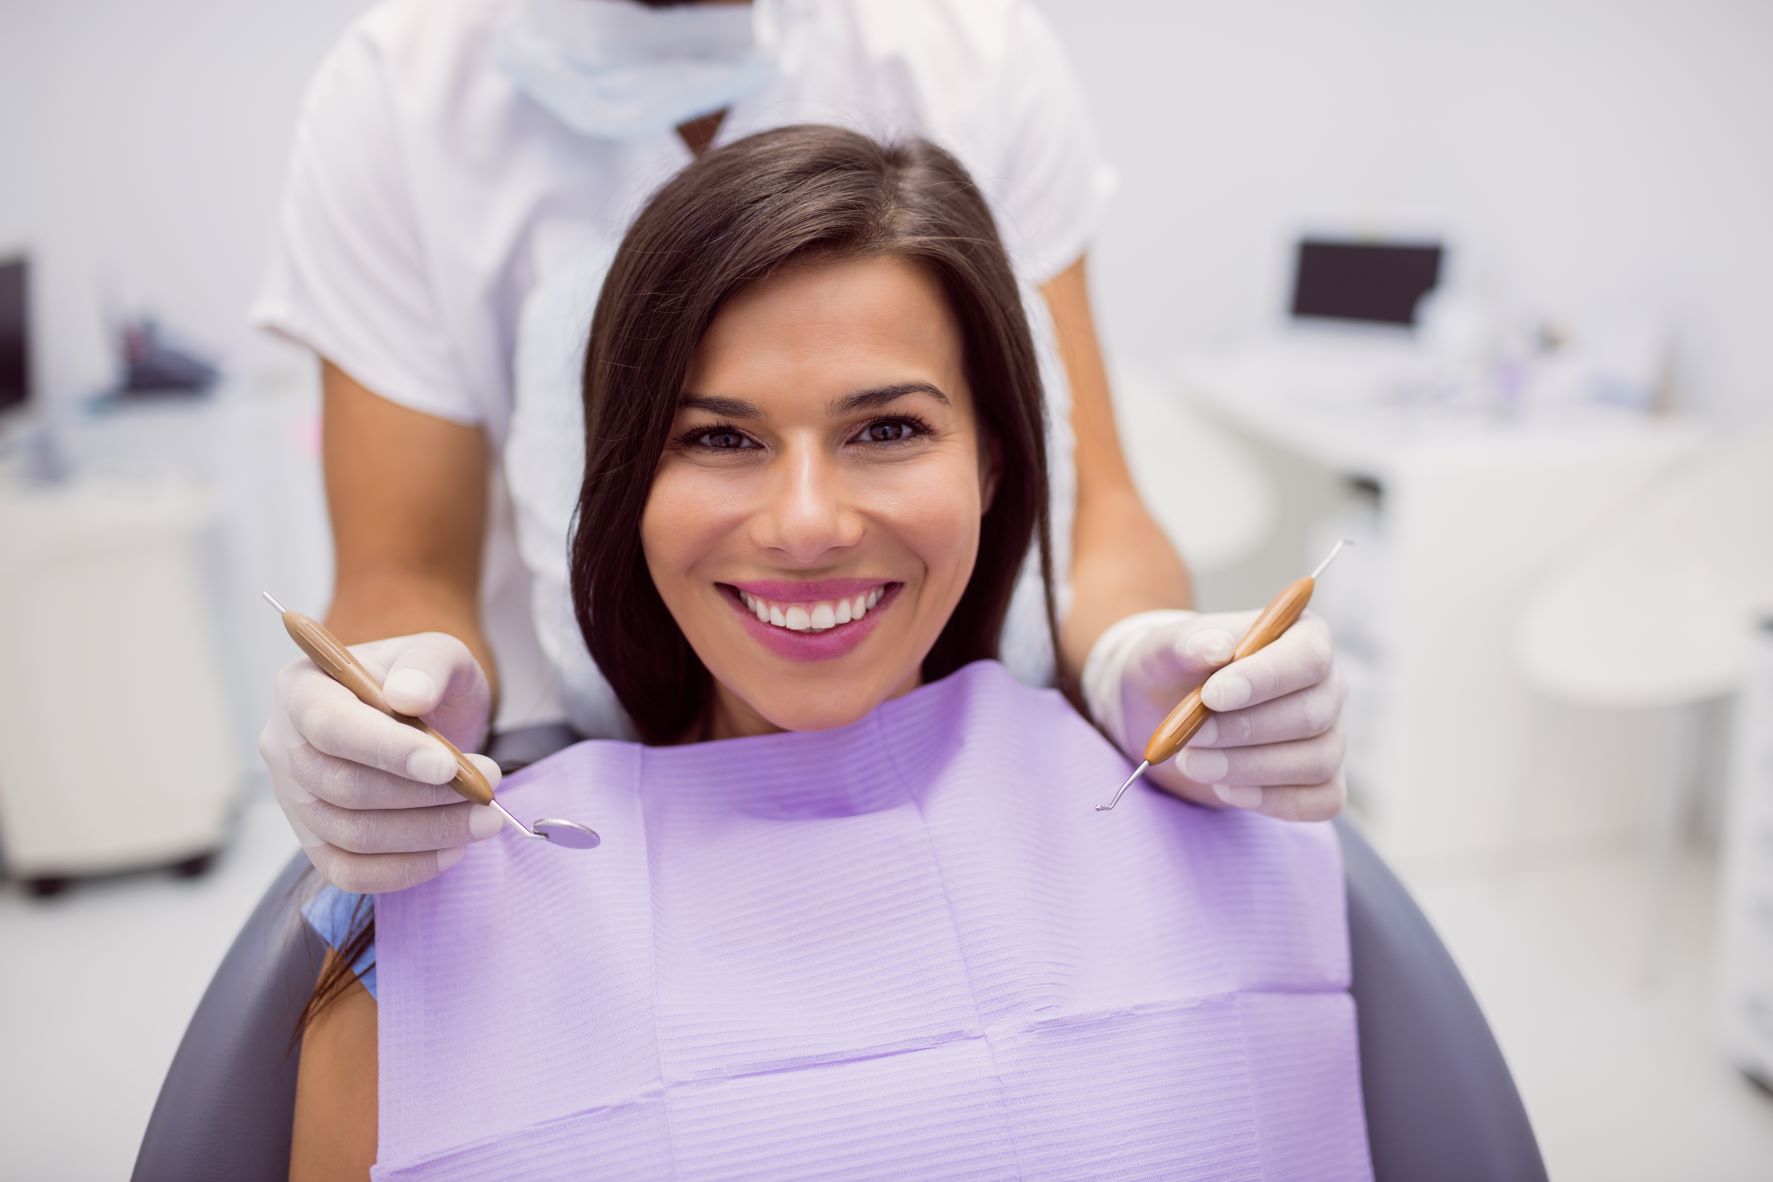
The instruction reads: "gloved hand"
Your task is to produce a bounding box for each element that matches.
[258,631,505,893]
[1082,608,1346,821]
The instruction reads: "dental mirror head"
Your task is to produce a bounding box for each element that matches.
[531,817,602,849]
[488,800,601,850]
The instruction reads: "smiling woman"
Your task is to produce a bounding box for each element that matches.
[573,125,1066,745]
[290,125,1369,1181]
[640,254,994,737]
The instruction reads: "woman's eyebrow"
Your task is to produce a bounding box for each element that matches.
[678,393,763,419]
[679,383,950,419]
[827,382,950,416]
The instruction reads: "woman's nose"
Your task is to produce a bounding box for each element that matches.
[751,447,863,564]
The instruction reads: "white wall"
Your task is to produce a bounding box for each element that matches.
[1042,0,1773,426]
[1,2,367,771]
[0,1,369,403]
[4,0,1768,422]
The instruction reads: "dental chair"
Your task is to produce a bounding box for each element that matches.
[134,727,1546,1181]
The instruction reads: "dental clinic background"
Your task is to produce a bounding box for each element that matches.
[3,2,1771,1180]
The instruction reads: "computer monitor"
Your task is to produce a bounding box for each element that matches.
[1289,237,1444,328]
[0,256,28,418]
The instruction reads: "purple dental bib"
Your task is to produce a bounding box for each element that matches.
[373,661,1370,1180]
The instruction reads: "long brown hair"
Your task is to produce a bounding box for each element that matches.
[299,125,1078,1032]
[570,124,1073,744]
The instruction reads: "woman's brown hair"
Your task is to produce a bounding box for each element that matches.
[299,124,1076,1031]
[570,123,1073,744]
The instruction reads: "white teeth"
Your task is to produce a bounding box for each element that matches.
[737,586,892,634]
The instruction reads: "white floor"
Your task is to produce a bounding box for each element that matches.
[3,789,1771,1180]
[1395,836,1773,1182]
[0,790,300,1182]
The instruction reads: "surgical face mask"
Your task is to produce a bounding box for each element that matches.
[496,0,786,140]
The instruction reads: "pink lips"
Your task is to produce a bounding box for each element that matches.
[719,581,902,663]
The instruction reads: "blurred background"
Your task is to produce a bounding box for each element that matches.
[2,1,1770,1178]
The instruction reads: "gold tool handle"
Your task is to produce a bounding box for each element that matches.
[1141,576,1317,767]
[279,610,496,806]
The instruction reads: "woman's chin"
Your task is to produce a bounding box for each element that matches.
[704,650,929,739]
[722,679,907,737]
[754,695,880,735]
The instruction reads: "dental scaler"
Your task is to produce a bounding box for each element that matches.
[1095,539,1351,812]
[262,593,600,849]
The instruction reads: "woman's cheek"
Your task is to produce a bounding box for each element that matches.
[642,464,747,584]
[874,456,982,597]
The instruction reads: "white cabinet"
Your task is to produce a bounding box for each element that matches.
[1717,621,1773,1084]
[0,477,239,881]
[1162,344,1708,864]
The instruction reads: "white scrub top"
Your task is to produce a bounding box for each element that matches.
[253,0,1116,736]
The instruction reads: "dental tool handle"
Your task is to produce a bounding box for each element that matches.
[276,609,497,806]
[1141,576,1317,767]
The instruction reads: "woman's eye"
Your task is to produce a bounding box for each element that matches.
[856,418,923,444]
[692,428,755,450]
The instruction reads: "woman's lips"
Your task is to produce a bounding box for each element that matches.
[718,581,902,663]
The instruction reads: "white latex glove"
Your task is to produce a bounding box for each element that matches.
[1082,608,1346,821]
[258,631,505,893]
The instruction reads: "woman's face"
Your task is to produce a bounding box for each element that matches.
[641,253,994,739]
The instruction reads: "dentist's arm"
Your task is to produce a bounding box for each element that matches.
[318,360,497,688]
[1039,254,1193,662]
[257,361,506,894]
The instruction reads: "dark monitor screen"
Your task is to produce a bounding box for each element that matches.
[1289,238,1443,327]
[0,257,27,414]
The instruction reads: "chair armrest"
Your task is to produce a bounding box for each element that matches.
[1337,817,1547,1182]
[133,853,324,1182]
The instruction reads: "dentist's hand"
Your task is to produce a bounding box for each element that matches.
[1082,609,1346,821]
[259,631,504,893]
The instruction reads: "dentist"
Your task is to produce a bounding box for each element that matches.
[254,0,1346,893]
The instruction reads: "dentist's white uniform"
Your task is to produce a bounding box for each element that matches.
[253,0,1116,738]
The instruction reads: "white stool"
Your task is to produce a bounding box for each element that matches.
[1516,432,1773,983]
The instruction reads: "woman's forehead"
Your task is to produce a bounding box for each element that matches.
[685,255,967,409]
